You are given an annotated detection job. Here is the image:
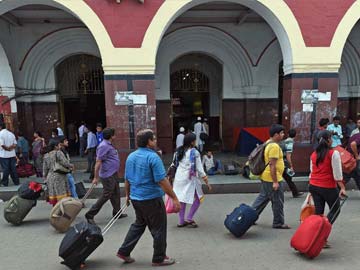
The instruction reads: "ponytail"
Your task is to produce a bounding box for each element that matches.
[315,130,332,166]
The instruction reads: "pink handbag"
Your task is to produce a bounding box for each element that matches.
[165,195,177,214]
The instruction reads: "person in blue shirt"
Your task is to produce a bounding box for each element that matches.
[327,116,343,147]
[117,129,180,267]
[85,126,97,173]
[96,123,104,145]
[16,132,29,162]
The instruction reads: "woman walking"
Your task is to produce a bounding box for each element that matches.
[32,131,45,177]
[309,130,346,246]
[43,139,71,206]
[59,136,77,198]
[173,133,212,228]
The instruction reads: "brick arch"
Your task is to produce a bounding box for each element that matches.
[0,0,112,60]
[144,0,304,74]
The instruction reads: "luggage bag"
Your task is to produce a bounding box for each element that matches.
[290,195,347,258]
[59,203,128,270]
[50,184,95,233]
[224,197,270,238]
[4,195,36,225]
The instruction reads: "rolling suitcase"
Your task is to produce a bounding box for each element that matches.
[290,195,347,258]
[59,203,128,270]
[4,195,36,225]
[50,184,95,233]
[224,197,270,237]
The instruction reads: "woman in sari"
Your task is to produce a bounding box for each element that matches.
[43,139,71,206]
[32,131,45,177]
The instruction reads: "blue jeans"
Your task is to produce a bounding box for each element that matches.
[0,157,19,186]
[67,173,78,198]
[252,180,285,227]
[207,160,222,175]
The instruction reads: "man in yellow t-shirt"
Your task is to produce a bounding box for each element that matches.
[252,124,290,229]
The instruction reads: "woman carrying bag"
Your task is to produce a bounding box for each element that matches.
[173,133,212,228]
[309,130,346,247]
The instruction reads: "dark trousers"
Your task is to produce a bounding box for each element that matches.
[79,136,86,157]
[85,173,120,218]
[309,184,340,224]
[0,157,19,186]
[86,147,96,172]
[118,197,167,263]
[252,181,285,226]
[343,168,360,190]
[282,171,300,196]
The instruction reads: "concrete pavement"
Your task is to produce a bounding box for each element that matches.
[1,192,360,270]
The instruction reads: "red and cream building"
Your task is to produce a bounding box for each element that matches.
[0,0,360,171]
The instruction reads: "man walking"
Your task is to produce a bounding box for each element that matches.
[78,121,87,157]
[0,123,19,186]
[85,126,97,173]
[194,117,205,152]
[252,124,290,229]
[175,127,185,149]
[280,129,303,198]
[117,129,181,266]
[85,128,126,224]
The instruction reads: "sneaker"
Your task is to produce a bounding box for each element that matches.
[116,252,135,263]
[152,256,176,267]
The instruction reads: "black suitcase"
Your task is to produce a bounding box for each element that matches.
[224,163,239,175]
[75,182,87,199]
[59,204,128,270]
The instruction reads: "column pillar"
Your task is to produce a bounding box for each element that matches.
[282,73,339,172]
[104,74,157,175]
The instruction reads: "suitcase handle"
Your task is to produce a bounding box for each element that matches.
[101,203,128,236]
[327,194,348,224]
[80,183,96,204]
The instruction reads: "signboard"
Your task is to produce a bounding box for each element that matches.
[115,91,147,105]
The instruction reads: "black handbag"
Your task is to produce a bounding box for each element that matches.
[199,124,209,141]
[166,153,179,183]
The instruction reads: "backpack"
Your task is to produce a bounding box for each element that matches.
[248,142,270,175]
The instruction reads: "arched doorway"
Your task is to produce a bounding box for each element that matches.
[56,54,105,129]
[170,53,222,145]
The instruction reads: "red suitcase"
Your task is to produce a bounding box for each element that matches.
[290,196,347,259]
[290,215,331,258]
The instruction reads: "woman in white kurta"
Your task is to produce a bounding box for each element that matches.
[173,133,212,228]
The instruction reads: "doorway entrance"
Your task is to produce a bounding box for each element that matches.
[56,54,106,130]
[170,53,222,146]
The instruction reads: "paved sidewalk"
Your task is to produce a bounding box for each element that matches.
[1,192,360,270]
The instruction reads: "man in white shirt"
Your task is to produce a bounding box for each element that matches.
[0,123,19,186]
[57,122,64,136]
[175,127,185,149]
[202,151,222,175]
[78,121,87,157]
[194,117,205,152]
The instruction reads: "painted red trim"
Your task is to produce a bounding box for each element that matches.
[19,26,87,71]
[164,25,277,67]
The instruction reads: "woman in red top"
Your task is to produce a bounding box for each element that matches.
[309,130,346,224]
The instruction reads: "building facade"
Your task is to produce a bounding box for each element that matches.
[0,0,360,172]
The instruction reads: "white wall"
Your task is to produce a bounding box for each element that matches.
[0,20,100,103]
[155,22,283,101]
[339,22,360,98]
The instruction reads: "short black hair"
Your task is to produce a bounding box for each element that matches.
[96,123,103,128]
[0,122,6,129]
[136,129,155,148]
[103,128,115,140]
[288,128,297,138]
[333,116,340,121]
[319,118,328,127]
[58,135,67,143]
[269,124,285,137]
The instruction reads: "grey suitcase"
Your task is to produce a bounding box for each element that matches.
[4,195,36,225]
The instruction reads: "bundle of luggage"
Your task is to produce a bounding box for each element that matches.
[3,181,44,225]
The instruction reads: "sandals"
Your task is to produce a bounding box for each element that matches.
[177,220,198,228]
